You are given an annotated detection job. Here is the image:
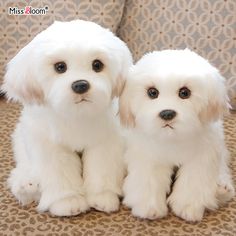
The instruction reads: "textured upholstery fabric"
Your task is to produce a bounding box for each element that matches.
[0,0,125,85]
[117,0,236,109]
[0,0,236,107]
[0,0,236,235]
[0,99,235,235]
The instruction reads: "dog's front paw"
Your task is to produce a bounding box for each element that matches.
[87,191,120,213]
[130,202,168,220]
[49,195,89,216]
[168,194,204,222]
[171,202,204,222]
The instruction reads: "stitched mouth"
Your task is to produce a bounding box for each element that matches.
[75,98,92,104]
[162,124,174,129]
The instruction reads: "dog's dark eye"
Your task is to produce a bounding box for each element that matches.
[147,87,159,99]
[179,87,191,99]
[92,59,104,72]
[54,61,67,74]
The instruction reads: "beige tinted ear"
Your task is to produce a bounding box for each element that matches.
[199,72,229,122]
[119,81,135,128]
[1,44,44,104]
[112,74,125,98]
[112,41,133,98]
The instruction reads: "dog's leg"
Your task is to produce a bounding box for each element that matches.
[83,138,125,213]
[168,151,219,222]
[34,143,89,216]
[216,149,235,204]
[122,150,172,219]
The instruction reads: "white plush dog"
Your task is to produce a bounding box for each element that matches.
[2,20,132,216]
[119,49,235,222]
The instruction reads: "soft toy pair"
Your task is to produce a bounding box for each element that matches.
[2,20,234,222]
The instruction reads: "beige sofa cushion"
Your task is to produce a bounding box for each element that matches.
[0,99,235,235]
[0,0,125,85]
[118,0,236,109]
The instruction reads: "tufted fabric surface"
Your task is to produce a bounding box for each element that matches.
[0,98,235,235]
[117,0,236,109]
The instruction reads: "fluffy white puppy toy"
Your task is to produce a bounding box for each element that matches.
[119,49,235,222]
[2,20,132,216]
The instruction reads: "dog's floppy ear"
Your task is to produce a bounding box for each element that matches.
[119,79,136,128]
[1,43,44,104]
[199,71,229,122]
[111,42,133,98]
[112,74,125,98]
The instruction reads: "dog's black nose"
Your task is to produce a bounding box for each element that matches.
[71,80,90,94]
[159,110,177,121]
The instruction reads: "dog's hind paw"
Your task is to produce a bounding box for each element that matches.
[216,182,235,204]
[8,175,41,205]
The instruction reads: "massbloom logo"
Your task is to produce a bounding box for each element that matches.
[8,6,49,15]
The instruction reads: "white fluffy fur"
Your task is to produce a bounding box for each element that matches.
[119,49,235,222]
[2,20,132,216]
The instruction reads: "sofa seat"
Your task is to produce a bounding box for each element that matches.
[0,98,235,235]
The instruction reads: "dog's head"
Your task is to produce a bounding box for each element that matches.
[2,20,132,116]
[119,49,229,137]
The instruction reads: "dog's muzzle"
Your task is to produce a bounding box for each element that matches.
[71,80,90,94]
[159,109,177,121]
